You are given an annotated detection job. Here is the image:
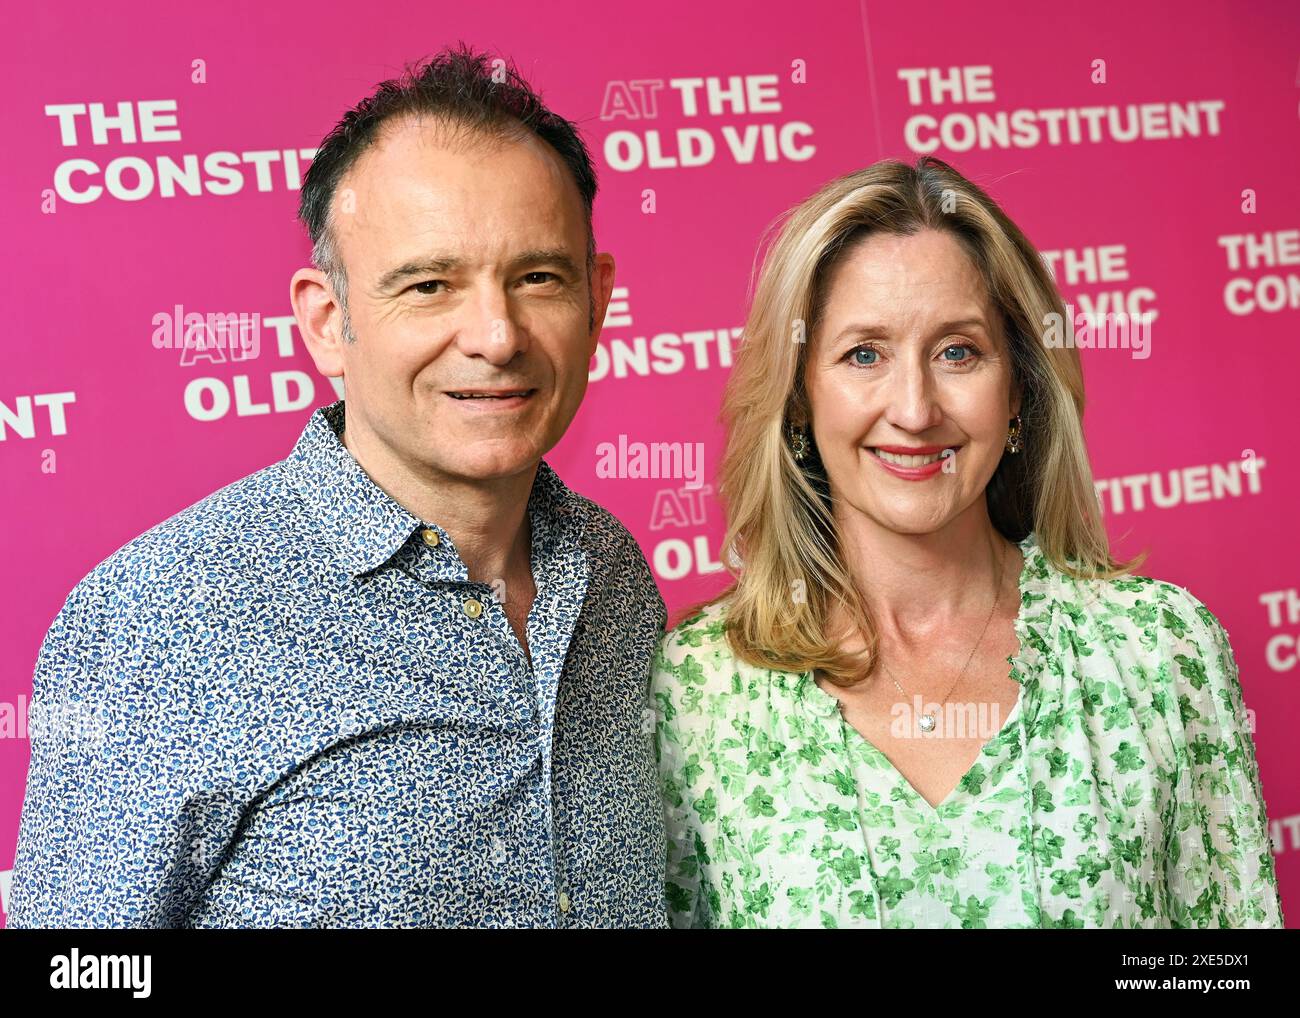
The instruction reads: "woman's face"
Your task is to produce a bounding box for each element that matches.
[803,228,1020,536]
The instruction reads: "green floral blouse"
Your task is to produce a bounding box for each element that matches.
[650,532,1285,928]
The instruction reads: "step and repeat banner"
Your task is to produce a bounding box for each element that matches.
[1,0,1297,926]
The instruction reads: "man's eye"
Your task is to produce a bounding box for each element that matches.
[413,280,445,295]
[522,271,559,285]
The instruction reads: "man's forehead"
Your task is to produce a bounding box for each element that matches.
[341,115,567,200]
[331,116,582,249]
[335,118,579,223]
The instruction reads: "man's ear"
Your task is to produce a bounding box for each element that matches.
[586,252,616,357]
[290,267,347,377]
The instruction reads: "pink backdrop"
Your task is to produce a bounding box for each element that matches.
[2,0,1297,926]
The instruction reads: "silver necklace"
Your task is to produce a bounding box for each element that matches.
[849,537,1008,734]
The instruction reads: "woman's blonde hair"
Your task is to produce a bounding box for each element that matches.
[705,155,1144,685]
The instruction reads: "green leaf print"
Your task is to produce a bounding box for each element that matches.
[1161,607,1189,639]
[1076,846,1111,886]
[1188,732,1221,767]
[742,882,775,919]
[985,862,1013,893]
[786,885,814,917]
[778,828,808,854]
[1127,602,1158,628]
[1046,747,1070,778]
[692,787,718,823]
[877,866,916,909]
[828,848,863,886]
[681,754,703,788]
[821,804,859,832]
[653,688,676,724]
[1174,653,1208,690]
[1034,829,1066,865]
[848,889,877,919]
[743,785,776,818]
[828,768,856,796]
[1050,867,1083,898]
[666,881,694,914]
[677,654,707,686]
[746,731,783,776]
[1110,741,1145,773]
[958,763,987,795]
[952,895,993,929]
[694,830,712,866]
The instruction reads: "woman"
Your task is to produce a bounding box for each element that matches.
[650,157,1284,929]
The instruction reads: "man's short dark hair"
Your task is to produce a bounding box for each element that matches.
[298,43,600,340]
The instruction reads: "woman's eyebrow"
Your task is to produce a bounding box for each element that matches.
[832,316,989,343]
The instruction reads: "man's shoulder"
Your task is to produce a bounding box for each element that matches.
[75,459,299,607]
[563,486,635,550]
[561,486,658,584]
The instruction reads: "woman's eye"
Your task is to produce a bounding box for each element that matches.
[849,346,879,366]
[942,344,979,364]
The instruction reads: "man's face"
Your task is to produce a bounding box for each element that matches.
[326,116,606,483]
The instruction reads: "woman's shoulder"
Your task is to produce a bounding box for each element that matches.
[1039,542,1236,683]
[647,598,743,738]
[661,597,731,649]
[650,597,751,702]
[1030,534,1221,634]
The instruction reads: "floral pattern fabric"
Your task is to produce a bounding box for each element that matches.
[651,532,1284,928]
[8,400,669,928]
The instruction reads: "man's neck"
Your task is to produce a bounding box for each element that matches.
[340,422,536,586]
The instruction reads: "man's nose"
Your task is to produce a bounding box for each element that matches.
[454,284,528,365]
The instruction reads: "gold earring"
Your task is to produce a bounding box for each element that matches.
[1005,414,1023,454]
[788,424,810,462]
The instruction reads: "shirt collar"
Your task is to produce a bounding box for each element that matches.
[283,399,580,581]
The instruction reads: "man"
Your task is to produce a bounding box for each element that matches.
[7,45,669,928]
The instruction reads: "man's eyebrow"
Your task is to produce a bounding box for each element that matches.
[375,249,583,292]
[506,248,583,278]
[375,257,464,292]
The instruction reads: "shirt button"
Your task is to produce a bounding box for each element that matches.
[558,892,571,914]
[462,597,484,619]
[421,528,440,548]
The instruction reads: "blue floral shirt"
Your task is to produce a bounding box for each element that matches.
[7,400,669,928]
